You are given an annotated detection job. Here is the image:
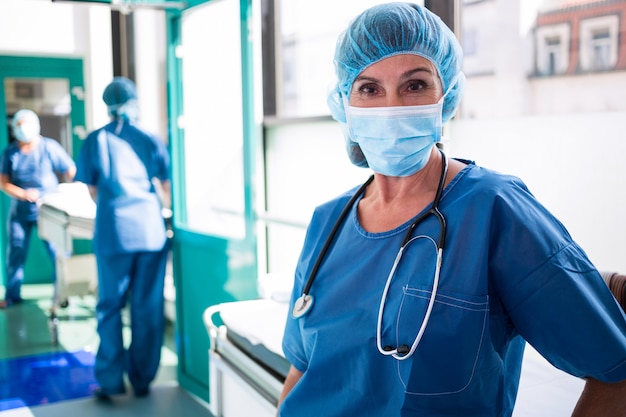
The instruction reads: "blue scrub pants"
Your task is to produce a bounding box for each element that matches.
[94,245,169,395]
[4,217,56,305]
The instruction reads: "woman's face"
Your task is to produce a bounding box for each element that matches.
[349,54,443,108]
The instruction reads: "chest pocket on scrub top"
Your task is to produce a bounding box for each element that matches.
[399,289,489,394]
[383,238,490,395]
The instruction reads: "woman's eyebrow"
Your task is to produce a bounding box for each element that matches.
[353,74,379,84]
[354,66,434,84]
[402,66,435,79]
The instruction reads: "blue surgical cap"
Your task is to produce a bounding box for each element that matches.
[327,2,465,167]
[103,76,139,121]
[103,76,137,106]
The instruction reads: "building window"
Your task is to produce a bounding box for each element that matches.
[591,29,611,70]
[579,15,618,72]
[545,36,561,75]
[535,23,570,76]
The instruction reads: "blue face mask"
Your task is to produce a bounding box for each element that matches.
[14,121,40,143]
[345,98,443,177]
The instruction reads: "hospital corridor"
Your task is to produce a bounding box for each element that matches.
[2,0,626,416]
[0,284,212,417]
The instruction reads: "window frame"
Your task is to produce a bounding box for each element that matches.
[579,14,619,72]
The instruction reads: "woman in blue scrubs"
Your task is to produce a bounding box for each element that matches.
[278,3,626,416]
[75,77,171,399]
[0,109,76,308]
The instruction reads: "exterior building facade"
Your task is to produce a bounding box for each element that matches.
[460,0,626,118]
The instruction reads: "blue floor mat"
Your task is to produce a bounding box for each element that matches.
[0,349,98,411]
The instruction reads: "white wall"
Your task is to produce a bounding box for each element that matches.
[529,73,626,115]
[448,111,626,273]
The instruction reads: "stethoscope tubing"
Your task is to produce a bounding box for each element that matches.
[291,175,374,318]
[376,243,443,360]
[300,175,374,297]
[376,150,448,359]
[293,149,449,360]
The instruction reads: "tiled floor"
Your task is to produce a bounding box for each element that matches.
[0,285,101,360]
[0,284,213,417]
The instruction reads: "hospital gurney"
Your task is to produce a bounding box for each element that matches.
[37,182,97,344]
[203,296,596,417]
[203,298,290,417]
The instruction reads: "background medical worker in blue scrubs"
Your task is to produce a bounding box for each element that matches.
[0,109,76,309]
[278,3,626,416]
[75,77,171,399]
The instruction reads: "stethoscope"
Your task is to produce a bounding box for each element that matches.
[292,149,448,360]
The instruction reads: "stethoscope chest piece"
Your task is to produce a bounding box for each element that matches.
[292,294,314,318]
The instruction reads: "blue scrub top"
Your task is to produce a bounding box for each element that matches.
[0,137,75,221]
[75,121,170,255]
[281,161,626,417]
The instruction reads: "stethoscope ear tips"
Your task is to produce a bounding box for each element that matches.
[382,344,410,355]
[397,344,410,355]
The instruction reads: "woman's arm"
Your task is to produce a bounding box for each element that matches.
[0,173,38,202]
[571,378,626,416]
[276,365,303,415]
[63,166,77,182]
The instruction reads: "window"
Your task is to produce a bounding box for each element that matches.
[535,23,569,75]
[545,36,561,75]
[180,0,246,238]
[591,30,611,70]
[579,15,618,72]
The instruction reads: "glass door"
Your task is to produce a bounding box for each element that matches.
[0,56,86,284]
[4,78,73,152]
[166,0,260,401]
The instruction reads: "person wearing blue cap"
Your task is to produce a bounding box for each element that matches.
[278,3,626,416]
[75,76,171,399]
[0,109,76,309]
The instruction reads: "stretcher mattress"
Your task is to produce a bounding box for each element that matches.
[215,299,290,381]
[38,182,96,244]
[209,298,585,417]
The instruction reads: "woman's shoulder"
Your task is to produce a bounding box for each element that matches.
[84,125,107,141]
[452,159,532,196]
[2,141,19,155]
[447,159,551,224]
[41,137,65,151]
[123,122,161,140]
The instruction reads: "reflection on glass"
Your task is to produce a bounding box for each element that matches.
[181,0,246,238]
[4,78,72,154]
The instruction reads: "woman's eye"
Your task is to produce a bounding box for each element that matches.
[357,83,379,95]
[407,81,426,92]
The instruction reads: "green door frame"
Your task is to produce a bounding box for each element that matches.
[0,55,86,285]
[165,0,259,402]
